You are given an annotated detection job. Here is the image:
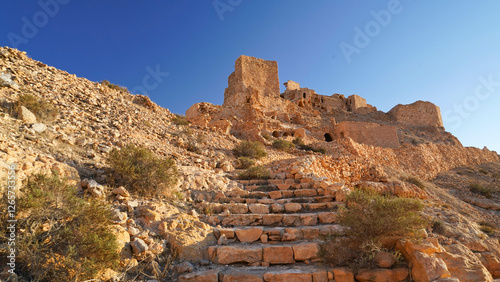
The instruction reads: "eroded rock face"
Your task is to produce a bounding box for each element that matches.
[435,244,493,282]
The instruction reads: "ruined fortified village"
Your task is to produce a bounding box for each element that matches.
[1,47,500,282]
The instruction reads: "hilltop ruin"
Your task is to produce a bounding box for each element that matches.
[187,55,453,148]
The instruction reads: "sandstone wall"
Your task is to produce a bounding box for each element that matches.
[346,94,367,111]
[283,89,346,112]
[284,80,300,91]
[389,100,444,128]
[223,55,280,107]
[333,121,400,148]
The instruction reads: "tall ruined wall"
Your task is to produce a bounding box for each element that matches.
[333,121,400,148]
[346,94,367,111]
[223,55,280,107]
[389,100,444,128]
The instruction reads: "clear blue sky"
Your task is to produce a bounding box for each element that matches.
[1,1,499,152]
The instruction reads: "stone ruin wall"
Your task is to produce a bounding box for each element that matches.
[388,100,444,128]
[188,55,474,151]
[223,55,280,107]
[332,121,400,149]
[346,94,367,111]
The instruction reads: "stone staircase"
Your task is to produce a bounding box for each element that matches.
[179,170,348,281]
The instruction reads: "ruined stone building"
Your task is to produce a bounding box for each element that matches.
[186,55,453,148]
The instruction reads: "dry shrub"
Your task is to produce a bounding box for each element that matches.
[402,175,426,189]
[15,93,59,122]
[339,190,427,240]
[479,221,497,235]
[9,173,119,281]
[238,165,270,180]
[469,183,493,198]
[322,189,427,268]
[236,157,255,169]
[107,144,178,198]
[171,114,190,126]
[101,80,130,93]
[272,139,295,152]
[233,141,267,159]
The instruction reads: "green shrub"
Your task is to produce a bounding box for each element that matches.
[239,165,270,180]
[314,147,327,154]
[293,137,305,146]
[100,80,130,93]
[12,173,119,281]
[339,190,427,241]
[469,183,493,198]
[236,157,255,169]
[402,175,426,189]
[272,139,295,152]
[233,141,267,159]
[262,133,273,141]
[322,190,426,267]
[171,114,190,126]
[108,144,178,198]
[15,93,59,122]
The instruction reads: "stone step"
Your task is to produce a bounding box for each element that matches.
[214,224,344,243]
[224,189,335,201]
[242,181,324,191]
[208,242,322,265]
[178,264,333,282]
[213,201,343,215]
[219,265,331,282]
[178,265,410,282]
[204,212,337,227]
[234,179,273,185]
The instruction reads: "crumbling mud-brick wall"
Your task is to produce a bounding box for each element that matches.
[284,80,300,91]
[346,94,367,111]
[332,121,400,148]
[223,55,280,107]
[388,100,443,128]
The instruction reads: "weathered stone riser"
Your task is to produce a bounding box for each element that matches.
[205,212,337,228]
[214,225,343,244]
[208,242,321,265]
[212,201,343,215]
[178,265,337,282]
[178,265,410,281]
[226,187,335,198]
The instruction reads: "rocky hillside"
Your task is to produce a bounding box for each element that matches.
[1,47,500,281]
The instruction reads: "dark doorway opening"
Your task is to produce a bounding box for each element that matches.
[324,133,333,142]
